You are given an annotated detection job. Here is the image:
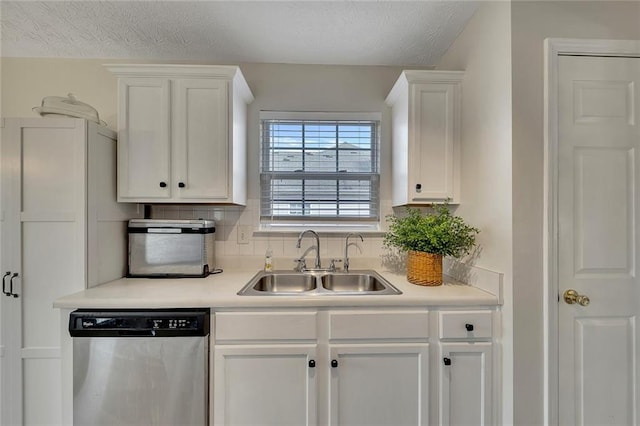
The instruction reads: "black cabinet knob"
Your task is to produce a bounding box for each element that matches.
[308,360,316,368]
[2,272,11,296]
[159,181,167,188]
[178,182,186,188]
[416,183,422,191]
[443,357,451,366]
[331,359,338,368]
[465,323,474,332]
[9,273,19,298]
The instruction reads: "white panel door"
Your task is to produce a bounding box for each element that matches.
[558,55,640,425]
[117,77,171,200]
[328,344,429,426]
[173,78,229,200]
[439,342,492,426]
[213,344,317,426]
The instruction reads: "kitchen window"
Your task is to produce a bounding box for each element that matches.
[260,112,380,225]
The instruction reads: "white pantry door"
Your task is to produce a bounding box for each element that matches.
[558,55,640,425]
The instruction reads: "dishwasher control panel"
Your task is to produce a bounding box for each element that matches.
[69,309,210,337]
[149,318,198,330]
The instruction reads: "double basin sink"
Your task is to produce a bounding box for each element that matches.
[238,270,402,296]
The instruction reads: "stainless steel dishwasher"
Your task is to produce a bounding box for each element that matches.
[69,309,210,426]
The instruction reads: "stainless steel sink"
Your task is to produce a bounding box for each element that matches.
[250,273,316,293]
[321,272,388,292]
[238,270,402,296]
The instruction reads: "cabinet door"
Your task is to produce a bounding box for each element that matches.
[173,78,229,200]
[0,118,17,426]
[1,119,88,425]
[409,82,459,202]
[440,342,492,426]
[117,77,171,200]
[213,344,317,426]
[329,344,429,426]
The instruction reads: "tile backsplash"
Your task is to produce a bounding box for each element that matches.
[151,199,393,265]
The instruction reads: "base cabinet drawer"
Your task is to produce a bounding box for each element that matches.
[439,310,493,339]
[329,310,429,340]
[215,311,317,341]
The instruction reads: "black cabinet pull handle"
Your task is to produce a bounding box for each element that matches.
[308,360,315,368]
[416,183,422,191]
[331,359,338,368]
[178,182,185,188]
[2,272,11,296]
[465,323,474,332]
[443,357,451,366]
[9,273,19,298]
[159,181,167,188]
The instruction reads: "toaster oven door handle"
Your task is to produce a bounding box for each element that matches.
[147,228,182,234]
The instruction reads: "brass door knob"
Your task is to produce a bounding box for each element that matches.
[563,289,590,306]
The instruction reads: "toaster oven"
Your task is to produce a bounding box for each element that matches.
[128,219,215,277]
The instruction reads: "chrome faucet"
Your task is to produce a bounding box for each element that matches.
[344,233,364,272]
[296,230,321,269]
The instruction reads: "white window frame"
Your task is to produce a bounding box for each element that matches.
[259,111,382,230]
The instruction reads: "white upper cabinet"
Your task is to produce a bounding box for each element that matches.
[107,64,254,204]
[116,77,171,200]
[385,71,463,206]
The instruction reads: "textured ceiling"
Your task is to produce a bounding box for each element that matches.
[0,1,479,66]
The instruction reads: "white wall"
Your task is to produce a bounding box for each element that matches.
[1,58,120,128]
[435,2,513,423]
[511,1,640,424]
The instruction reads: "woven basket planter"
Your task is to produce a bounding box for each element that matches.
[406,250,443,286]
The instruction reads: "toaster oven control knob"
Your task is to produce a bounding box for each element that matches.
[159,181,167,188]
[178,182,186,188]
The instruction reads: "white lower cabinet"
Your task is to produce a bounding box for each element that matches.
[329,344,429,426]
[438,310,494,426]
[213,311,318,425]
[212,308,496,426]
[439,342,493,426]
[213,309,437,426]
[213,344,318,425]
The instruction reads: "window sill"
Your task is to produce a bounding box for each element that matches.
[256,222,385,237]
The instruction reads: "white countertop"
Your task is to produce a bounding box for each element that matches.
[54,269,499,309]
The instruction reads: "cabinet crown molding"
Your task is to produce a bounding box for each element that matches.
[106,63,241,78]
[401,70,465,83]
[105,64,254,103]
[386,70,465,106]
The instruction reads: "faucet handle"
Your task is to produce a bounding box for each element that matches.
[329,259,343,272]
[293,258,307,272]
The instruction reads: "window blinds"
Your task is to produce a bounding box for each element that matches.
[260,119,380,221]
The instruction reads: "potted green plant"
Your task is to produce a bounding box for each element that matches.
[383,205,479,286]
